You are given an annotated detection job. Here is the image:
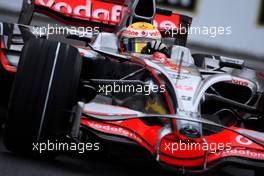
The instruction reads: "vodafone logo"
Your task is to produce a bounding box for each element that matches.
[236,135,253,145]
[83,120,143,143]
[175,85,193,91]
[123,28,161,38]
[232,79,249,86]
[224,149,264,159]
[123,29,140,37]
[37,0,122,22]
[36,0,180,29]
[141,31,148,37]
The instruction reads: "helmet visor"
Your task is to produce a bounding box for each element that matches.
[122,37,158,53]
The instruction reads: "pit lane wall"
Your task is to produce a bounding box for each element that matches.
[0,0,264,61]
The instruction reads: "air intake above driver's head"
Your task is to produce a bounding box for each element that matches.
[121,0,156,27]
[134,0,155,19]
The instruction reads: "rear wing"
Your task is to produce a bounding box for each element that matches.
[19,0,192,45]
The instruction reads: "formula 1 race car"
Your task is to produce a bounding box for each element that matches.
[0,0,263,175]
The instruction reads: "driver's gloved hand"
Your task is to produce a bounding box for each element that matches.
[141,40,170,57]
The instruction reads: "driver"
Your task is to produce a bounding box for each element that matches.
[114,22,170,115]
[118,22,170,58]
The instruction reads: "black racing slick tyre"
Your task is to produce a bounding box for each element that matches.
[0,107,6,128]
[3,38,82,155]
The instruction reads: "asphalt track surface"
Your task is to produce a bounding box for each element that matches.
[0,129,162,176]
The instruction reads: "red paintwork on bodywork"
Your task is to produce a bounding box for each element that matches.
[0,40,17,73]
[81,116,264,168]
[34,0,183,31]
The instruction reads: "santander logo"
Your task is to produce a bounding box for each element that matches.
[36,0,180,29]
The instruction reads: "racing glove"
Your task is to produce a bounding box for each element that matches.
[141,40,170,58]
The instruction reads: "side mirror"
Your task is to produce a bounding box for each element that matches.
[219,56,244,69]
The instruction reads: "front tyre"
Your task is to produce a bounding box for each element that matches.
[3,38,82,156]
[0,107,6,128]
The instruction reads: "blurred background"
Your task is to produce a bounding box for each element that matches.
[157,0,264,70]
[0,0,263,70]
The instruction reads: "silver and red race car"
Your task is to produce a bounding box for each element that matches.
[0,0,263,175]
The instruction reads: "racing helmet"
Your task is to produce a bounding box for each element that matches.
[119,22,162,54]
